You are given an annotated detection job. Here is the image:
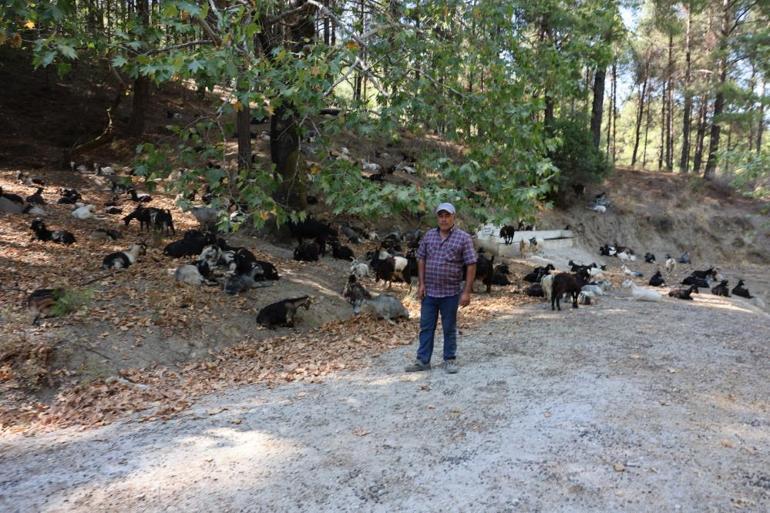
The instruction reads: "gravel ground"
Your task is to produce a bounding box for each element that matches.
[1,291,769,512]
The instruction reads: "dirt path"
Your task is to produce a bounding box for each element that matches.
[1,292,769,512]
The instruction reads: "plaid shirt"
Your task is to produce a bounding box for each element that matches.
[417,226,477,297]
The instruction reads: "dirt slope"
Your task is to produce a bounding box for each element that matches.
[540,167,770,267]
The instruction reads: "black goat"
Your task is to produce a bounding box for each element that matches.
[102,243,146,270]
[499,225,516,245]
[691,267,718,280]
[57,188,81,204]
[525,284,544,297]
[257,296,311,328]
[732,280,753,299]
[711,280,730,297]
[524,264,554,283]
[163,230,217,258]
[123,206,153,231]
[26,187,45,205]
[294,241,320,262]
[473,253,494,293]
[551,269,589,311]
[331,240,355,261]
[490,263,511,286]
[30,219,76,245]
[153,209,175,235]
[232,248,279,280]
[288,217,337,243]
[648,270,665,287]
[644,252,656,263]
[370,250,412,289]
[681,275,709,288]
[128,189,152,202]
[669,285,698,300]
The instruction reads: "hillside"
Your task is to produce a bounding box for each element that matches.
[1,51,769,439]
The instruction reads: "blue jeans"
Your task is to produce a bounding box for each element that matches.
[417,294,460,364]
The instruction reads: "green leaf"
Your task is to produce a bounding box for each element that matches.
[188,60,204,73]
[56,43,78,60]
[112,55,128,68]
[41,51,56,67]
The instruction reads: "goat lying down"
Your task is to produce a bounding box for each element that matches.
[257,296,312,328]
[102,243,146,269]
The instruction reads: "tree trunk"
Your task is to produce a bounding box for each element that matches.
[665,32,674,171]
[631,73,648,167]
[693,95,708,174]
[269,1,316,210]
[271,105,304,208]
[237,103,251,171]
[127,76,150,136]
[704,0,732,180]
[658,78,666,171]
[757,77,765,154]
[679,4,693,173]
[642,83,654,168]
[606,60,614,162]
[323,0,330,45]
[590,65,606,150]
[611,63,617,163]
[127,0,150,137]
[544,95,555,136]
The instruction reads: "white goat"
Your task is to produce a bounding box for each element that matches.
[540,273,555,302]
[665,255,676,274]
[71,204,96,220]
[350,259,370,280]
[581,284,605,296]
[622,264,643,278]
[622,279,662,302]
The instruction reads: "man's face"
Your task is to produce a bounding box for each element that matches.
[437,210,454,230]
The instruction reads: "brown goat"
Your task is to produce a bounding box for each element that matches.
[551,270,589,311]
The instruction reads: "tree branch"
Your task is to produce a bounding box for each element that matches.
[145,40,213,56]
[267,2,315,25]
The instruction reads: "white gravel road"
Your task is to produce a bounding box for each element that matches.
[1,291,769,512]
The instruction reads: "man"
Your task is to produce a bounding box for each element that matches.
[406,202,477,374]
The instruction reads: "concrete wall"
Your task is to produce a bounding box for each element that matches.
[475,224,574,257]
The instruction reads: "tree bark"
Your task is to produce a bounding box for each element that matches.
[590,65,606,150]
[679,4,693,173]
[642,83,654,168]
[631,72,648,167]
[658,77,666,171]
[704,0,732,180]
[127,0,150,137]
[665,32,674,171]
[268,1,316,210]
[237,103,251,171]
[611,63,617,163]
[606,60,614,162]
[757,77,765,155]
[693,95,709,174]
[127,76,150,136]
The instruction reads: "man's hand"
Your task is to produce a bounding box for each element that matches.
[418,284,426,300]
[460,290,471,307]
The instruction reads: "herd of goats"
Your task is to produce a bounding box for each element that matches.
[0,168,762,329]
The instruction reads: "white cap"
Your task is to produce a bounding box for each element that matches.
[435,202,456,214]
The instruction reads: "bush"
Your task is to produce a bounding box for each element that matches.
[548,115,611,206]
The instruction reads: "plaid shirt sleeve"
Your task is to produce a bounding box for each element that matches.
[416,233,428,260]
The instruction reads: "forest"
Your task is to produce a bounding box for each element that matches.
[1,0,769,222]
